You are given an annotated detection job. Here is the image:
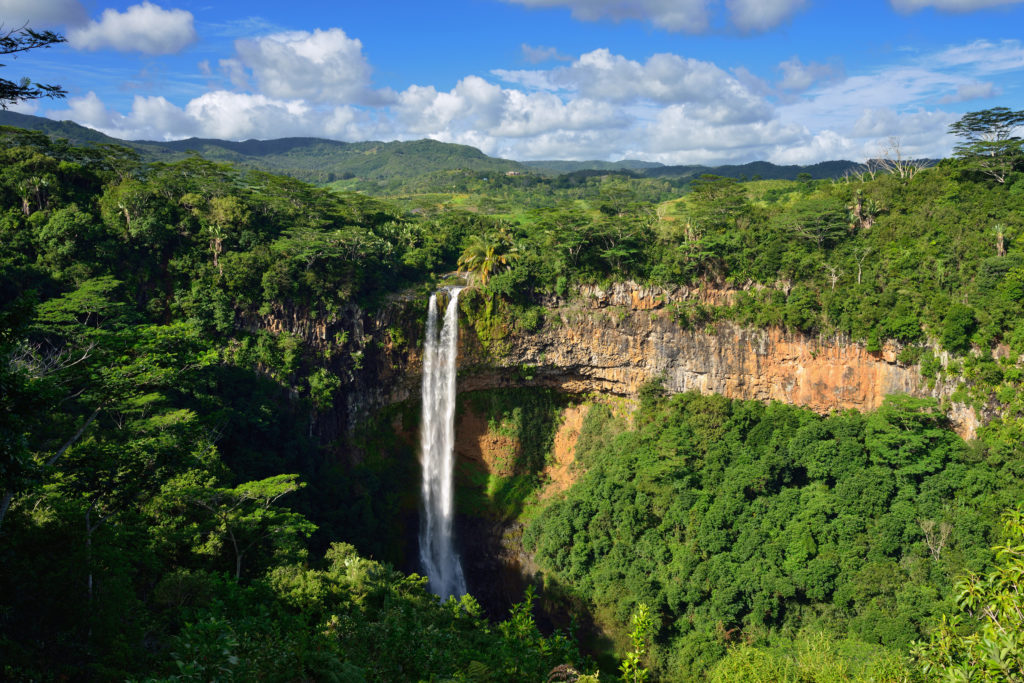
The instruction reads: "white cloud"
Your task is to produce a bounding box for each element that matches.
[68,2,196,55]
[504,0,808,32]
[939,81,997,102]
[646,106,806,160]
[495,49,771,124]
[394,75,625,141]
[42,30,1024,166]
[726,0,806,32]
[183,92,316,139]
[231,28,373,103]
[521,43,570,63]
[48,90,389,143]
[504,0,711,32]
[7,99,39,115]
[932,39,1024,73]
[777,56,843,91]
[49,91,195,139]
[891,0,1023,11]
[219,58,251,90]
[0,0,87,27]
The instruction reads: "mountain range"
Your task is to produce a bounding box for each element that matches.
[1,110,864,184]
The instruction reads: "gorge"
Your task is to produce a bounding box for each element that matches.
[270,279,979,451]
[5,120,1024,681]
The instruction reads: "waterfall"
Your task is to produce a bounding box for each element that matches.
[418,287,467,600]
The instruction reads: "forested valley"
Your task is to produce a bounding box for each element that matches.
[2,106,1024,682]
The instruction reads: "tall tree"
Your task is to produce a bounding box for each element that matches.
[948,107,1024,183]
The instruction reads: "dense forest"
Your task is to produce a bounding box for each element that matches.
[2,103,1024,681]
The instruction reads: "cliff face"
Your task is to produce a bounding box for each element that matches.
[239,297,426,447]
[248,281,976,444]
[455,282,976,438]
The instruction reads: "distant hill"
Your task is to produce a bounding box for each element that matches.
[642,159,864,181]
[0,110,880,185]
[0,111,125,147]
[0,111,527,184]
[522,159,665,174]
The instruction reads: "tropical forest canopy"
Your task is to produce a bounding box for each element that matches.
[1,105,1024,680]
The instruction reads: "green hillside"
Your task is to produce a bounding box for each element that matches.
[3,108,1024,681]
[644,159,865,180]
[0,111,527,184]
[522,159,666,174]
[1,111,881,186]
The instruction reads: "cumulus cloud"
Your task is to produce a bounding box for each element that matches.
[47,90,385,142]
[495,49,771,124]
[230,28,373,103]
[43,27,1024,166]
[394,75,625,140]
[504,0,808,32]
[939,81,997,102]
[645,106,807,162]
[0,0,88,28]
[777,56,844,91]
[49,91,194,139]
[504,0,712,33]
[521,43,571,63]
[891,0,1023,11]
[726,0,807,32]
[68,2,196,54]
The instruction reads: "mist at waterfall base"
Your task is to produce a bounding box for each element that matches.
[418,288,467,601]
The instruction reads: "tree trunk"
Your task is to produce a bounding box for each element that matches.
[0,490,12,532]
[86,509,94,605]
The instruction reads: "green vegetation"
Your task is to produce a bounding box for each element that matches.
[913,507,1024,681]
[524,391,1023,680]
[949,107,1024,184]
[455,388,568,521]
[0,27,67,110]
[3,106,1024,680]
[0,110,863,189]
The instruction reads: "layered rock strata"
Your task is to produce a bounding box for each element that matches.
[458,282,976,438]
[245,281,977,443]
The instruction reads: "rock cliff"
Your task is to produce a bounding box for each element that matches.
[454,281,976,438]
[246,281,977,443]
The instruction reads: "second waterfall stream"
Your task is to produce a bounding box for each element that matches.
[418,287,467,600]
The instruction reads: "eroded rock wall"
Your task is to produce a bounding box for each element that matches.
[244,281,976,444]
[456,282,976,438]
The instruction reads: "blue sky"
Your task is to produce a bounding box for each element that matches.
[3,0,1024,163]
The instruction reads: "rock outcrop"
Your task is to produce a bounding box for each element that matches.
[247,281,977,444]
[455,281,975,438]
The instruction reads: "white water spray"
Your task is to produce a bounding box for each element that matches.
[418,287,467,600]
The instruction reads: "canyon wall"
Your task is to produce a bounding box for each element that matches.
[248,280,977,443]
[455,281,976,438]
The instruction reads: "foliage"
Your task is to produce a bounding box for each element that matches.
[620,602,655,683]
[949,107,1024,184]
[0,26,67,110]
[524,392,1021,679]
[3,111,1024,681]
[913,507,1024,681]
[458,228,520,286]
[708,632,921,682]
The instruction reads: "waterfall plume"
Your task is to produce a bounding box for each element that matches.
[418,287,467,600]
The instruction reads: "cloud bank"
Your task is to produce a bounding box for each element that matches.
[45,15,1024,165]
[503,0,808,32]
[0,0,88,27]
[68,2,196,54]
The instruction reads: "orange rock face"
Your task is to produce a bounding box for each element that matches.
[454,282,976,439]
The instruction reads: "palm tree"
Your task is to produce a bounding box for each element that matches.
[457,230,519,286]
